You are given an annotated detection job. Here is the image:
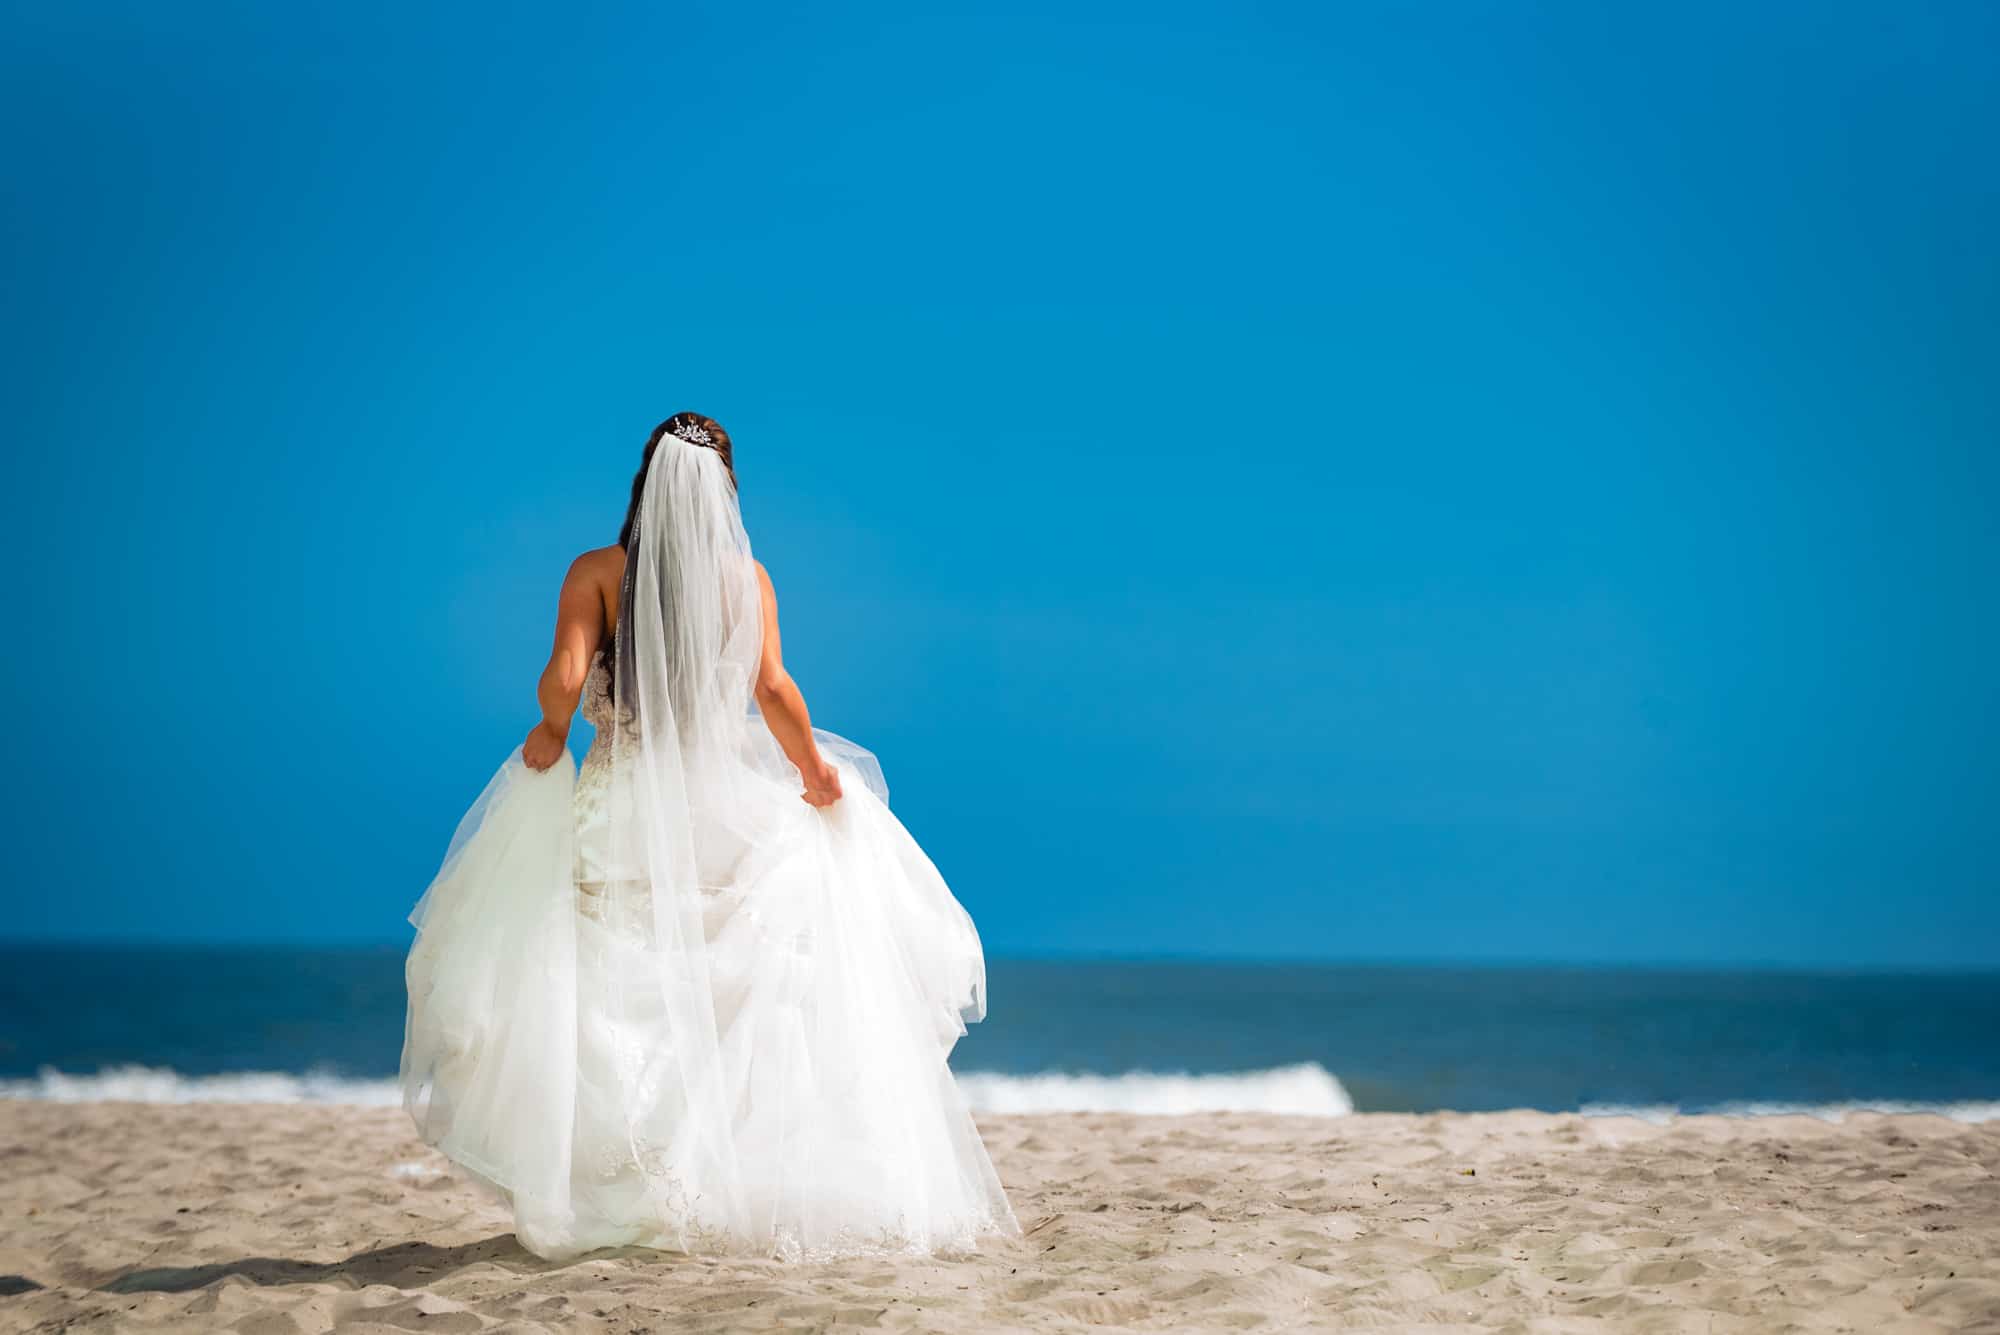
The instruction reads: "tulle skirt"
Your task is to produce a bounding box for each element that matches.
[400,743,1018,1262]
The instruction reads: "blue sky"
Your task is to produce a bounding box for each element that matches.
[4,2,1994,966]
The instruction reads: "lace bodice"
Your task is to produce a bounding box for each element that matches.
[580,650,615,731]
[573,652,621,887]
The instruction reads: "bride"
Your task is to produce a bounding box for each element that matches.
[400,413,1019,1261]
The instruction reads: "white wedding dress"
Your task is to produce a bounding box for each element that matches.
[401,437,1017,1262]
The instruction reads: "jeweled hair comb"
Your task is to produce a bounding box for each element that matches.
[670,419,714,446]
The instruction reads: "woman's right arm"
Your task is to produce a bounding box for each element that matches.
[751,562,843,807]
[522,552,610,771]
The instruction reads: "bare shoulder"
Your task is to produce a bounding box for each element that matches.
[567,544,625,594]
[560,546,624,642]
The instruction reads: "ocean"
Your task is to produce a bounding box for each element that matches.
[3,946,1996,1121]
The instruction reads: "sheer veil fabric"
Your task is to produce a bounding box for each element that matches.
[401,437,1018,1261]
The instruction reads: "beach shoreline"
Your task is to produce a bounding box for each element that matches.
[2,1102,1995,1333]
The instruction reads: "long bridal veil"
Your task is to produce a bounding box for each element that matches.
[402,437,1016,1261]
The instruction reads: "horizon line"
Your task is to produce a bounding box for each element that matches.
[1,938,1994,977]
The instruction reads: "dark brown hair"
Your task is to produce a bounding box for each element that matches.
[618,411,734,550]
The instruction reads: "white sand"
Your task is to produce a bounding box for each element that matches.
[2,1102,1995,1333]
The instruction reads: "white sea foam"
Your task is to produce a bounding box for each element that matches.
[0,1062,1356,1116]
[955,1063,1355,1116]
[0,1065,405,1106]
[5,1065,1992,1122]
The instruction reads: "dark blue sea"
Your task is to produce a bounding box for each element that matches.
[3,946,1996,1120]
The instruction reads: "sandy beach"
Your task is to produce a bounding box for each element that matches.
[2,1102,1995,1333]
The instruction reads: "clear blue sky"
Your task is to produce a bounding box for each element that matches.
[4,2,1994,966]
